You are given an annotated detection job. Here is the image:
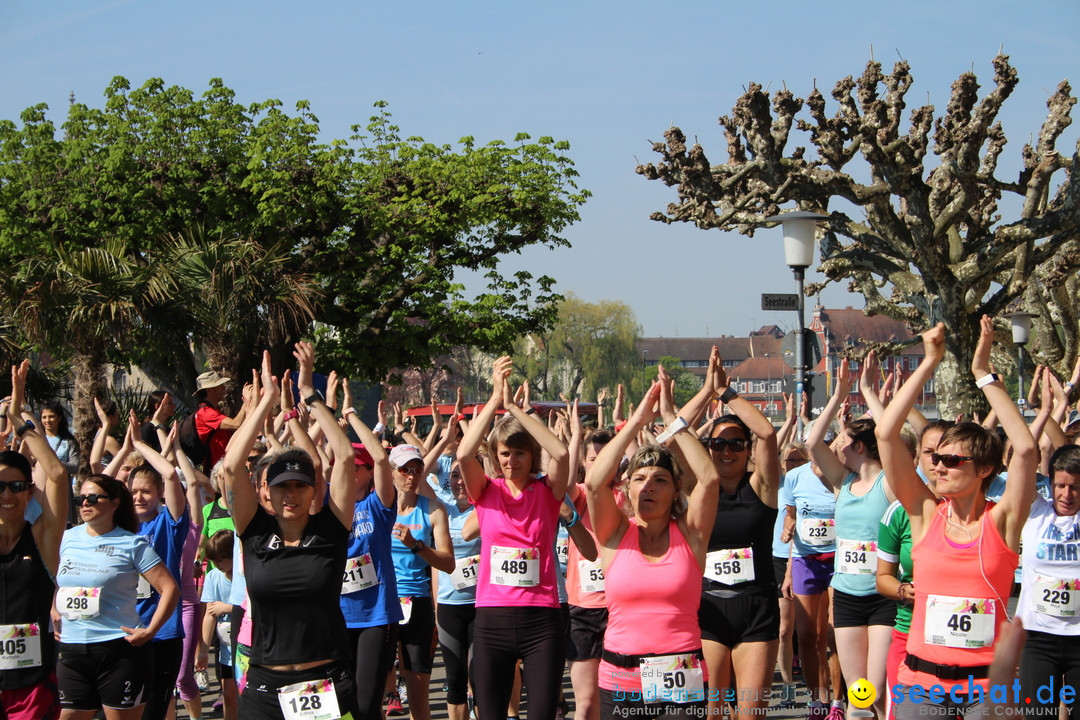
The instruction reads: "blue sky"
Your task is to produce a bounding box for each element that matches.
[2,1,1077,341]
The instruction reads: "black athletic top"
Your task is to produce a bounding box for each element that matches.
[242,504,350,666]
[703,472,778,597]
[0,522,56,688]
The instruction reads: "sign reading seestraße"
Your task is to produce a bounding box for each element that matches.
[761,293,798,311]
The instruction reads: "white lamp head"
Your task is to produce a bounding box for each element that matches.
[766,211,829,268]
[1005,312,1036,345]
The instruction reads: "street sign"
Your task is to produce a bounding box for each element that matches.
[761,293,798,311]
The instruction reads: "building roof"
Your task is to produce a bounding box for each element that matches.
[728,356,795,381]
[636,333,782,363]
[814,307,915,347]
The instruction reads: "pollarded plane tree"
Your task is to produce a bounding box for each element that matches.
[638,55,1078,416]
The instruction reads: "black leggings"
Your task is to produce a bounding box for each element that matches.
[143,637,183,720]
[437,603,476,705]
[471,606,565,720]
[348,624,399,720]
[1019,629,1080,718]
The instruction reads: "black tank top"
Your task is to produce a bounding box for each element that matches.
[0,522,56,688]
[703,472,778,597]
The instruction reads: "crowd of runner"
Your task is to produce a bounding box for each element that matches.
[1,319,1079,720]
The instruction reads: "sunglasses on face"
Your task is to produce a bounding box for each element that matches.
[0,480,30,494]
[704,437,749,452]
[930,453,974,469]
[396,465,423,476]
[75,494,113,506]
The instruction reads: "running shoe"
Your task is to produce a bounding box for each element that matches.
[807,701,828,720]
[827,703,846,720]
[397,677,409,704]
[779,683,799,708]
[195,670,210,691]
[386,692,406,716]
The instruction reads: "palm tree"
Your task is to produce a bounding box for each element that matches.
[3,239,174,475]
[160,227,322,405]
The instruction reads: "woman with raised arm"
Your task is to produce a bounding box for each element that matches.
[806,358,896,720]
[876,319,1037,719]
[223,345,359,720]
[676,347,780,717]
[585,367,719,716]
[456,356,570,720]
[0,361,68,720]
[55,469,178,720]
[339,381,403,720]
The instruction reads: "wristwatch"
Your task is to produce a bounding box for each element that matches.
[720,387,739,404]
[304,390,325,406]
[411,539,426,553]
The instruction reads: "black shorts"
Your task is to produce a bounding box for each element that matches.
[217,645,235,681]
[57,638,152,711]
[699,591,780,647]
[399,596,437,674]
[238,661,358,720]
[831,588,896,628]
[773,556,789,598]
[566,605,608,662]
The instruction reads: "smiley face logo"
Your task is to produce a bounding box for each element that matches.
[848,678,876,709]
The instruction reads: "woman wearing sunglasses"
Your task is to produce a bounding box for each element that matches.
[55,472,179,720]
[0,361,69,720]
[677,347,780,717]
[877,318,1037,719]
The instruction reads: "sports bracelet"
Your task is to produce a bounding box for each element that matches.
[975,373,1001,389]
[342,407,356,417]
[655,416,689,444]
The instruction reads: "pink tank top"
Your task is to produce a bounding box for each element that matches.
[598,521,705,692]
[566,491,605,609]
[901,501,1017,693]
[474,475,561,608]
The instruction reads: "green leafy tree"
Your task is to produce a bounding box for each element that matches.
[638,56,1079,416]
[0,79,588,408]
[514,293,640,399]
[312,105,589,381]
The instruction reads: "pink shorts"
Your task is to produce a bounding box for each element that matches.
[0,672,60,720]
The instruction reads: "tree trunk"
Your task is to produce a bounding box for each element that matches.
[71,349,107,481]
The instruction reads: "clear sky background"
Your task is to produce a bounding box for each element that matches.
[2,1,1077,342]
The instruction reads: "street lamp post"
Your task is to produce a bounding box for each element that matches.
[1006,312,1036,410]
[767,210,828,437]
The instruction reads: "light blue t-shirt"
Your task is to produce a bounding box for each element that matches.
[780,462,838,557]
[426,454,456,507]
[437,502,481,606]
[227,534,246,607]
[772,470,793,558]
[57,525,162,644]
[201,568,234,667]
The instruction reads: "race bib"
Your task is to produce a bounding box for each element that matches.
[925,594,996,648]
[449,555,480,591]
[556,536,569,565]
[136,574,152,600]
[0,624,42,670]
[578,558,605,593]
[341,554,379,594]
[490,546,540,587]
[57,587,101,621]
[799,517,835,546]
[836,538,877,575]
[704,547,755,584]
[277,678,341,720]
[639,652,705,704]
[399,597,413,625]
[216,620,232,648]
[1033,575,1080,617]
